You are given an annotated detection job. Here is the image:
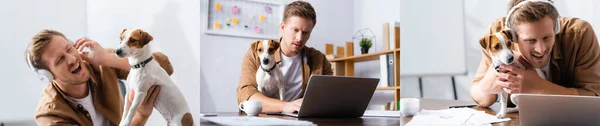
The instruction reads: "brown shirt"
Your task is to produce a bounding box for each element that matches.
[474,17,600,100]
[237,40,333,104]
[34,52,173,126]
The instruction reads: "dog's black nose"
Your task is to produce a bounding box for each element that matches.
[115,49,122,55]
[508,57,514,63]
[262,59,269,64]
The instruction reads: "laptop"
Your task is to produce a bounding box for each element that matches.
[513,94,600,126]
[283,75,379,118]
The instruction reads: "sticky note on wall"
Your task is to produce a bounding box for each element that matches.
[216,3,222,11]
[232,6,240,15]
[214,22,221,29]
[232,18,239,25]
[260,15,265,22]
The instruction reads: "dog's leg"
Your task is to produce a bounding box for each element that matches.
[276,72,285,101]
[121,89,131,122]
[170,112,194,126]
[119,91,147,126]
[496,92,508,118]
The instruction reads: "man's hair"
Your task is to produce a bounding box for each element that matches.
[25,29,66,69]
[283,1,317,25]
[507,0,559,32]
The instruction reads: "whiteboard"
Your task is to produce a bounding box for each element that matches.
[204,0,284,40]
[400,0,467,76]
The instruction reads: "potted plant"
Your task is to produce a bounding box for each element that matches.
[359,38,373,54]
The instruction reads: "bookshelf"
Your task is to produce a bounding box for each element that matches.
[326,42,400,110]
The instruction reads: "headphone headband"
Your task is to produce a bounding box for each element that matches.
[504,0,560,34]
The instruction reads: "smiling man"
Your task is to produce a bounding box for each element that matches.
[471,0,600,107]
[237,1,333,114]
[28,29,172,125]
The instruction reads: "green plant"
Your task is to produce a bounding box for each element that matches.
[359,38,373,48]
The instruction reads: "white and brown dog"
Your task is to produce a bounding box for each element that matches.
[478,30,522,118]
[253,40,285,101]
[116,28,193,126]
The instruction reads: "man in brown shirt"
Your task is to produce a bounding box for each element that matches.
[472,0,600,107]
[28,29,173,125]
[237,1,333,114]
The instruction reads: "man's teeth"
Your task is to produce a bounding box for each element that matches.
[71,63,80,73]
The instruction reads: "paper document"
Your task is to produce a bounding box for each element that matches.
[405,108,510,126]
[363,110,401,117]
[201,116,316,126]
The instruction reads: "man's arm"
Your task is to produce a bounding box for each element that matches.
[567,21,600,96]
[36,115,78,126]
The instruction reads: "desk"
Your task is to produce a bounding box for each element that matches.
[399,99,520,126]
[199,99,519,126]
[200,113,400,125]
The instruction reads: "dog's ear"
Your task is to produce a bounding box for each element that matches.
[271,40,279,49]
[479,36,488,49]
[119,28,127,41]
[501,29,514,41]
[139,29,154,45]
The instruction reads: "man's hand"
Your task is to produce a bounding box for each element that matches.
[128,85,161,125]
[74,37,111,65]
[281,98,302,114]
[497,56,544,94]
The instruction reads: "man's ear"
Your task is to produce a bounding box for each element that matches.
[479,36,488,49]
[139,30,154,45]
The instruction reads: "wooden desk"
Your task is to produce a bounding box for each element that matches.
[200,113,400,126]
[199,99,518,126]
[400,99,520,126]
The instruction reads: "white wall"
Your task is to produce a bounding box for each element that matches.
[200,0,356,112]
[0,0,87,122]
[86,0,201,125]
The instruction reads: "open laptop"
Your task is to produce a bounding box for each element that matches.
[513,94,600,126]
[282,75,379,118]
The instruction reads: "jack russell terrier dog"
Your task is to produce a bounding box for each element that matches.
[253,40,285,101]
[478,30,547,118]
[116,28,193,126]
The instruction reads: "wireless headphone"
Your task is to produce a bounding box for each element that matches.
[26,48,54,83]
[504,0,561,40]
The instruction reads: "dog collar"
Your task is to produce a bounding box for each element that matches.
[131,57,153,69]
[261,61,281,75]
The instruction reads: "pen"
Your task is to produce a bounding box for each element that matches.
[448,105,478,108]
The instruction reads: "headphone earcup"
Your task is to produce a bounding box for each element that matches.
[36,69,54,83]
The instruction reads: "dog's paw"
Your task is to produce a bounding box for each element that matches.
[506,107,519,113]
[496,109,507,118]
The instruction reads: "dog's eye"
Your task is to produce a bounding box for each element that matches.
[494,44,500,50]
[129,38,136,43]
[268,48,273,52]
[258,48,263,52]
[507,42,512,47]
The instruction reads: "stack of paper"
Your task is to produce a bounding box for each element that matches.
[201,116,316,126]
[405,108,510,126]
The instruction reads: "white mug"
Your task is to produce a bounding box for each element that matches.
[239,100,263,116]
[400,98,420,116]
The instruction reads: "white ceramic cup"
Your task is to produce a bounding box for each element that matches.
[400,98,420,116]
[239,100,263,116]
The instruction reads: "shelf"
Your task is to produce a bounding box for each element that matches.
[329,48,399,62]
[376,86,400,90]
